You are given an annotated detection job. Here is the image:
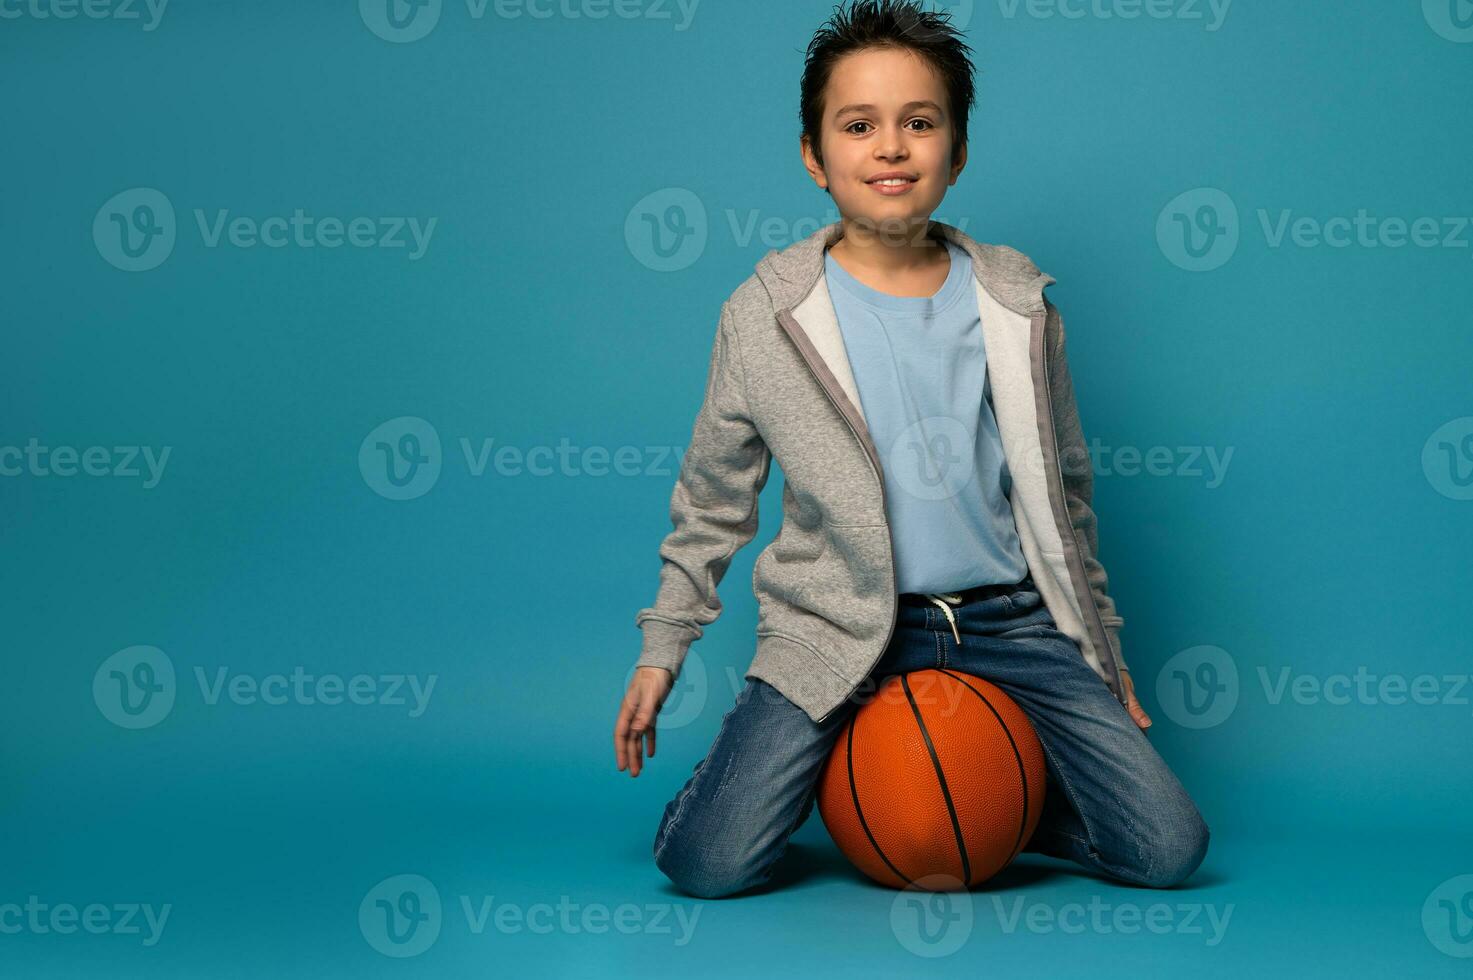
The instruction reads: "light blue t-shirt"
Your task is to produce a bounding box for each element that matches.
[823,239,1029,594]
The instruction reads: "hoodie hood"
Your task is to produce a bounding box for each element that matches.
[754,218,1057,318]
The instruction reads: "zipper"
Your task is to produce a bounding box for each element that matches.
[1034,311,1128,707]
[774,307,898,725]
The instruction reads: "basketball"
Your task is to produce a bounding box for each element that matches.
[817,669,1047,890]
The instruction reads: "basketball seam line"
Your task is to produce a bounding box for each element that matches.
[936,669,1033,867]
[902,673,972,887]
[845,713,915,889]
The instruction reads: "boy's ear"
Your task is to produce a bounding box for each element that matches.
[949,140,968,185]
[800,134,829,191]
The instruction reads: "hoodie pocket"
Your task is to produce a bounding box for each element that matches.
[790,536,834,611]
[752,521,826,608]
[790,523,890,629]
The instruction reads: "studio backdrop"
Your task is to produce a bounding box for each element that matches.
[2,1,1471,977]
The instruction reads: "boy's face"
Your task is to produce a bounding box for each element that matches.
[802,46,966,235]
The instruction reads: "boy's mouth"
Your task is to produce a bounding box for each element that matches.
[864,171,919,196]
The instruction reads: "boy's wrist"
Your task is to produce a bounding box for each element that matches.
[634,618,696,678]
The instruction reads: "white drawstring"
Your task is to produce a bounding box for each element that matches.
[925,592,963,645]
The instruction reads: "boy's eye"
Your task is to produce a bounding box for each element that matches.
[845,119,936,135]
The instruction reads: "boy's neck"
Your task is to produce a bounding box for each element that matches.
[826,216,949,277]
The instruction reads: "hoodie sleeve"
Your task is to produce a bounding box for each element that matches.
[1044,298,1129,676]
[633,301,772,680]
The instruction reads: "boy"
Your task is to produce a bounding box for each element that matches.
[614,0,1208,899]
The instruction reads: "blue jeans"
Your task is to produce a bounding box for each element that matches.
[652,576,1210,898]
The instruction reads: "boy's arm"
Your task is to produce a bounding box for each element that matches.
[633,301,772,682]
[1044,297,1129,676]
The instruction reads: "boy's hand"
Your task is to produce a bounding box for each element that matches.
[1121,668,1152,730]
[614,666,674,778]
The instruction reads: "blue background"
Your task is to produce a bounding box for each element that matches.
[2,0,1471,975]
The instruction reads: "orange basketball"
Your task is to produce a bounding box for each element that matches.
[817,669,1047,890]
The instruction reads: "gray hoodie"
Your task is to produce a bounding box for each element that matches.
[634,219,1128,725]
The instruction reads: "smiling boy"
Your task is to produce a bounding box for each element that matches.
[615,0,1208,898]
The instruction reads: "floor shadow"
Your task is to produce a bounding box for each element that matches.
[764,843,1229,894]
[646,838,1227,899]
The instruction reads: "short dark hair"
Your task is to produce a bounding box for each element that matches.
[800,0,976,168]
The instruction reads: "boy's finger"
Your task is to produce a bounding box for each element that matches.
[614,697,642,766]
[613,713,629,769]
[632,708,655,750]
[626,710,650,776]
[631,730,646,776]
[623,729,637,775]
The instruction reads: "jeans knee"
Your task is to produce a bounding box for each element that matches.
[653,808,754,898]
[1140,815,1210,888]
[654,841,757,899]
